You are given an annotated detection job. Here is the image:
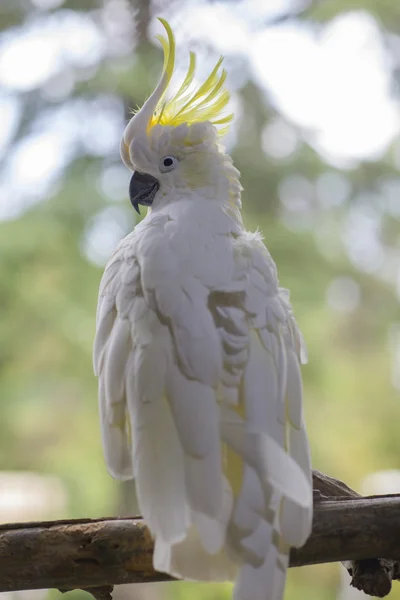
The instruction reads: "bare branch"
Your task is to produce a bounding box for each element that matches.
[313,469,400,596]
[313,469,362,498]
[0,477,399,597]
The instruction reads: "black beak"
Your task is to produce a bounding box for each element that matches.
[129,171,159,215]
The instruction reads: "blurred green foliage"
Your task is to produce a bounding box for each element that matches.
[0,1,399,600]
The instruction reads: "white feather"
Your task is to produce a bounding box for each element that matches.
[183,453,223,518]
[285,347,303,429]
[93,299,115,375]
[98,378,132,480]
[171,291,223,386]
[165,526,239,582]
[166,364,220,458]
[233,546,289,600]
[193,475,233,553]
[229,466,264,541]
[132,393,190,544]
[220,413,311,509]
[103,317,131,404]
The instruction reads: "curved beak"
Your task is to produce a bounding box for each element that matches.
[129,171,159,214]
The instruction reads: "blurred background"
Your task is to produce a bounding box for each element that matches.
[0,0,399,599]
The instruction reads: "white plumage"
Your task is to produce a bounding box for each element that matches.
[94,18,313,600]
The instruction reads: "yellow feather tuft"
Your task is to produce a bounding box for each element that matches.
[147,18,233,136]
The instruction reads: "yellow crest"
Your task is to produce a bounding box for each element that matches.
[144,18,233,136]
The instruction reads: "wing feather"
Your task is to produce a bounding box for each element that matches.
[125,307,191,544]
[94,246,134,479]
[170,287,223,386]
[103,317,131,404]
[165,362,224,523]
[166,365,219,458]
[98,378,132,480]
[93,300,116,376]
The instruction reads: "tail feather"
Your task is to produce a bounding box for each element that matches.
[162,527,239,582]
[240,519,274,567]
[233,545,289,600]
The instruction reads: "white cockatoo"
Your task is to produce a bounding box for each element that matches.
[94,18,313,600]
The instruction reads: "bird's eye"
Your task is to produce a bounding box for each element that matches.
[160,155,178,173]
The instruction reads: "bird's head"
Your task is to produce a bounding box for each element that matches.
[120,19,236,214]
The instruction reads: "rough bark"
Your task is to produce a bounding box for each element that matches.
[313,469,400,596]
[0,471,398,597]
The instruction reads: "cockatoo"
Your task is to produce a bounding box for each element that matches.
[94,18,313,600]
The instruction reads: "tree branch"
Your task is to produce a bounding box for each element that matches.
[313,469,400,596]
[0,473,399,597]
